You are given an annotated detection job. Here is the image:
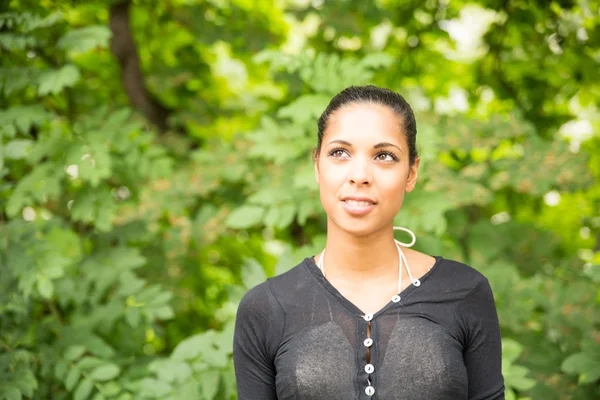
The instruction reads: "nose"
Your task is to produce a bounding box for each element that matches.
[348,156,373,186]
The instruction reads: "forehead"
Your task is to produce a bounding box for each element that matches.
[324,102,405,146]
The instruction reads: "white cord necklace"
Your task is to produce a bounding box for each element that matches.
[317,227,426,296]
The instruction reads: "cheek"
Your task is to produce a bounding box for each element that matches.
[380,171,408,201]
[317,163,343,190]
[317,165,346,211]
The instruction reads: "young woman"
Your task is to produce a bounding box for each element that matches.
[233,85,504,400]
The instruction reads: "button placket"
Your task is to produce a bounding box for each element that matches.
[362,315,375,397]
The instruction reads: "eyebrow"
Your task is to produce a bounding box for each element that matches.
[326,139,404,153]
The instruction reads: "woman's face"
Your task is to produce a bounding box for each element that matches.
[314,102,420,237]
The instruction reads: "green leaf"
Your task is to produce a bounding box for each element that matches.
[4,139,33,159]
[277,94,330,124]
[1,386,22,400]
[225,205,264,229]
[502,338,523,364]
[579,370,600,384]
[395,187,451,235]
[263,204,296,229]
[22,12,63,32]
[148,359,192,383]
[76,145,113,188]
[293,162,316,189]
[99,382,120,396]
[11,365,37,397]
[0,105,53,136]
[504,365,536,390]
[65,367,80,391]
[152,305,174,320]
[89,364,120,382]
[82,335,115,359]
[297,198,319,226]
[248,188,293,205]
[583,264,600,282]
[276,203,295,229]
[111,247,147,270]
[124,307,141,328]
[0,32,38,51]
[241,258,266,289]
[562,352,594,373]
[76,357,104,371]
[118,271,146,297]
[6,163,61,217]
[171,334,209,361]
[561,352,600,383]
[274,246,294,276]
[38,64,81,96]
[172,380,200,399]
[359,52,394,68]
[202,343,229,368]
[64,345,86,361]
[54,361,69,380]
[74,378,93,400]
[200,370,220,399]
[37,275,53,299]
[135,378,172,398]
[57,26,111,53]
[263,206,281,227]
[44,264,65,279]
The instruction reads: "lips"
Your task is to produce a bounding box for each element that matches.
[344,199,374,207]
[341,196,377,215]
[341,196,377,204]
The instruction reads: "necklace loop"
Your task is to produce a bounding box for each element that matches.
[393,226,416,247]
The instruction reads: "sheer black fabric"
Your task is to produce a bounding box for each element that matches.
[233,256,504,400]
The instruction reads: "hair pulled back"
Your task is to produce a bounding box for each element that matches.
[316,85,418,166]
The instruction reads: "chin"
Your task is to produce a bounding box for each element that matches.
[329,216,385,238]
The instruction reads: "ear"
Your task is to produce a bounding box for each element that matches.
[405,157,420,192]
[313,148,320,184]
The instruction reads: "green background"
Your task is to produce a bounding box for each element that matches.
[1,0,599,399]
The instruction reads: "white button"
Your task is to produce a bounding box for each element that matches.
[364,338,373,347]
[365,386,375,396]
[392,295,401,303]
[363,313,373,321]
[365,364,375,374]
[412,279,421,287]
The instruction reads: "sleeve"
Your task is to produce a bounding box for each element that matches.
[455,277,505,400]
[233,281,285,400]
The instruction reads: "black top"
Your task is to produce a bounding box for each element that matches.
[233,255,505,400]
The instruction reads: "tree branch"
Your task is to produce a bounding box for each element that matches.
[109,0,170,131]
[47,300,64,325]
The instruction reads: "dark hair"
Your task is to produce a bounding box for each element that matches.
[315,85,418,166]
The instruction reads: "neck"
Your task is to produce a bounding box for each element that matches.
[321,221,399,281]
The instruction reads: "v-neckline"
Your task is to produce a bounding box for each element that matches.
[304,255,444,318]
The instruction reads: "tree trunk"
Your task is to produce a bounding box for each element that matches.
[109,0,170,131]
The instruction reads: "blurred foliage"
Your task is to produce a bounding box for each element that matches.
[1,0,599,399]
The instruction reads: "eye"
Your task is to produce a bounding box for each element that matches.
[375,152,398,162]
[329,148,350,158]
